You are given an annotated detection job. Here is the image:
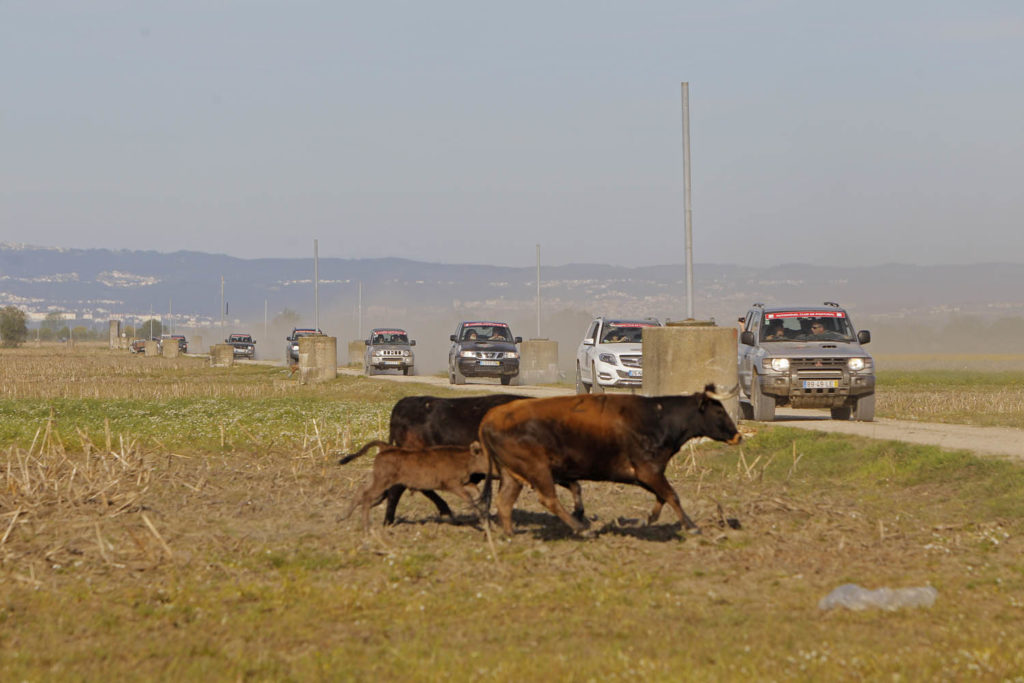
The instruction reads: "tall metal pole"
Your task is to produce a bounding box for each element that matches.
[357,281,363,339]
[313,239,320,331]
[681,82,695,320]
[264,299,268,347]
[536,244,541,339]
[220,276,225,337]
[168,298,172,335]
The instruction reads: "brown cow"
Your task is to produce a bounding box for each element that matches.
[339,441,488,531]
[478,385,741,536]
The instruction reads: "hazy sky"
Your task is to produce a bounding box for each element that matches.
[2,1,1022,268]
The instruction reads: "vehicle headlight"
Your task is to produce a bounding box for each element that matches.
[459,350,477,358]
[598,353,617,365]
[848,357,867,371]
[504,351,519,359]
[402,350,411,357]
[763,358,790,372]
[373,349,385,357]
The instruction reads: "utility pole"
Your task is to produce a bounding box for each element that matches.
[536,244,542,339]
[264,298,268,346]
[357,281,363,339]
[681,82,695,320]
[220,276,225,338]
[313,239,320,331]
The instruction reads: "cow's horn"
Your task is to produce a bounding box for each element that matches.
[706,384,738,401]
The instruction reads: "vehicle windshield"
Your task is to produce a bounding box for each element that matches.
[761,311,855,342]
[230,335,251,342]
[462,325,511,342]
[599,322,656,344]
[372,331,408,345]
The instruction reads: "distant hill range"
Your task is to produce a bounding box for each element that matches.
[2,242,1023,356]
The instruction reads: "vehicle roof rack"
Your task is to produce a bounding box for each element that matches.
[824,301,840,308]
[752,302,765,308]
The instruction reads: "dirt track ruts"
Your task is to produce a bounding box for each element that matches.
[341,367,1024,462]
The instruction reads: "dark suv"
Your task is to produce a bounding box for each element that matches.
[738,302,875,421]
[448,321,522,385]
[285,328,322,363]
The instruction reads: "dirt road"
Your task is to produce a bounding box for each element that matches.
[341,368,1024,461]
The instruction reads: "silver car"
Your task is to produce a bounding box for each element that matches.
[737,302,875,421]
[575,316,661,393]
[364,327,415,376]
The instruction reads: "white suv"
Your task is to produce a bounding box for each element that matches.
[575,316,661,393]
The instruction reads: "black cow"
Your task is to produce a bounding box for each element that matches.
[341,394,585,525]
[478,385,741,535]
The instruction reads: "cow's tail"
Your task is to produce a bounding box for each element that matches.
[337,439,388,465]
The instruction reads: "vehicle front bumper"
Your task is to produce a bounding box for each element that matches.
[455,358,519,378]
[593,362,643,388]
[758,371,875,408]
[369,357,414,370]
[231,347,255,358]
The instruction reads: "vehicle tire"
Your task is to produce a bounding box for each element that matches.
[854,393,875,422]
[403,367,411,376]
[500,375,512,386]
[739,400,754,420]
[590,363,605,394]
[453,365,466,385]
[750,372,775,421]
[575,363,591,394]
[830,405,852,420]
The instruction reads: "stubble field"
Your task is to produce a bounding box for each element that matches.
[2,344,1024,680]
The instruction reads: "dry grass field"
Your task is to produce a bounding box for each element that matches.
[2,345,1024,679]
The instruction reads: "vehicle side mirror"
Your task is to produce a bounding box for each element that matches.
[514,336,523,344]
[858,330,871,345]
[450,334,457,342]
[583,338,594,346]
[410,340,416,346]
[740,331,755,346]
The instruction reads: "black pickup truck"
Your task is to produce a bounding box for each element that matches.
[225,333,256,360]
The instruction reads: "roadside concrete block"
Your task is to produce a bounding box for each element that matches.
[520,339,559,385]
[299,335,337,384]
[642,322,739,423]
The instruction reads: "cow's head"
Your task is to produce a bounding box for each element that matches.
[697,383,742,445]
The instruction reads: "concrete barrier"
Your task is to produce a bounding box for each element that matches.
[144,340,160,357]
[347,339,366,368]
[299,335,337,384]
[642,322,740,422]
[108,320,121,349]
[519,339,559,385]
[210,344,235,367]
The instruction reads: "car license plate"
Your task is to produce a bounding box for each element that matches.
[628,370,642,378]
[803,380,838,389]
[479,360,500,366]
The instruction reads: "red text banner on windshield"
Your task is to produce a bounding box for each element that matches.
[766,311,846,319]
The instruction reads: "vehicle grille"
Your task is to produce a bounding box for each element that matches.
[789,357,847,370]
[620,354,642,368]
[379,350,405,357]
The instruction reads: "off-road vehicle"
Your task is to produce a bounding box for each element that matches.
[575,316,661,394]
[448,321,522,385]
[225,333,255,360]
[737,302,875,422]
[285,328,322,363]
[364,327,415,376]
